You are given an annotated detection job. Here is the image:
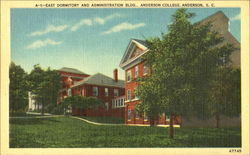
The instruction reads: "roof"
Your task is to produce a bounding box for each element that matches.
[72,73,124,88]
[132,39,149,48]
[119,39,149,68]
[120,11,239,69]
[58,67,88,75]
[196,11,229,25]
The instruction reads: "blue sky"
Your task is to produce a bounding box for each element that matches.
[11,8,240,80]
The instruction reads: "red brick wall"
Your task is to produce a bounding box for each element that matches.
[124,61,181,125]
[71,84,125,118]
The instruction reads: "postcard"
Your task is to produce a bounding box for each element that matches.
[1,0,249,155]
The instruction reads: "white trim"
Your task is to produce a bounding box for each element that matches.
[104,88,109,97]
[120,49,149,70]
[119,39,148,68]
[127,70,132,82]
[143,64,149,75]
[126,44,137,62]
[125,98,140,103]
[135,65,139,78]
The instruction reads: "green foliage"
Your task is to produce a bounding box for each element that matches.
[135,8,236,122]
[62,96,103,111]
[209,67,241,118]
[10,117,241,147]
[27,64,61,115]
[9,62,29,112]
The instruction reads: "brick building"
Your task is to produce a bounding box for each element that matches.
[57,67,90,103]
[119,11,240,126]
[58,68,125,118]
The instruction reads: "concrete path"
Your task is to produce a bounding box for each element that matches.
[70,116,180,128]
[70,116,124,126]
[26,111,52,115]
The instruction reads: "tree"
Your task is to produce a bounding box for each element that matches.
[9,62,29,112]
[209,67,241,128]
[28,65,61,115]
[135,9,235,138]
[62,96,103,114]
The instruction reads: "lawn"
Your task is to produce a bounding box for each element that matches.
[9,116,241,148]
[9,112,39,117]
[79,116,124,124]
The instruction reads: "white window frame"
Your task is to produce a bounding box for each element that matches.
[93,87,98,96]
[127,89,131,101]
[128,109,132,120]
[105,88,109,97]
[135,65,139,78]
[67,88,72,96]
[114,89,119,97]
[143,64,149,75]
[127,70,131,82]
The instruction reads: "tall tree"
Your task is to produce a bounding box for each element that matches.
[209,67,241,128]
[28,65,61,115]
[9,62,29,112]
[135,9,235,138]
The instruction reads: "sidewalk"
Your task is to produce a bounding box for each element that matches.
[70,116,124,126]
[26,111,52,115]
[70,116,180,128]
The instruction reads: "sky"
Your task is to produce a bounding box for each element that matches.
[11,8,240,80]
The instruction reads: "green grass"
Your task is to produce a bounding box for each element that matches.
[79,116,124,124]
[9,112,39,117]
[9,116,241,148]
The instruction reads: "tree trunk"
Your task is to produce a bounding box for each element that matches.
[216,114,220,128]
[149,119,155,127]
[169,115,174,139]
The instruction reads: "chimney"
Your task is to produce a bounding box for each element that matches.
[113,69,118,82]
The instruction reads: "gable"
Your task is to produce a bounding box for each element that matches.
[119,39,148,68]
[129,47,144,59]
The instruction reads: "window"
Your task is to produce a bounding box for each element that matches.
[81,89,85,96]
[135,66,139,78]
[93,87,98,96]
[128,109,132,120]
[114,89,119,97]
[127,70,131,82]
[166,115,170,121]
[143,64,149,75]
[135,111,140,119]
[105,102,109,111]
[121,99,124,106]
[67,89,72,96]
[127,89,131,101]
[105,88,109,96]
[134,87,138,99]
[119,99,122,106]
